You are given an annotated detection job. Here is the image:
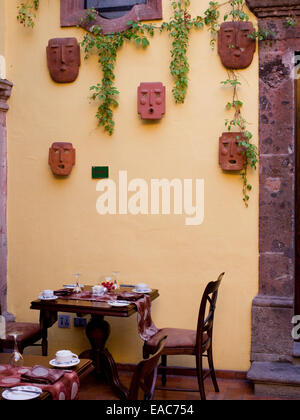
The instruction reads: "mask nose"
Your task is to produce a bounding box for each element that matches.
[149,91,154,107]
[230,141,235,157]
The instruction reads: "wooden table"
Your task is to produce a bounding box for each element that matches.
[30,286,159,399]
[0,354,93,400]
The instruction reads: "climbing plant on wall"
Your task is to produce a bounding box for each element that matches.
[202,0,269,206]
[16,0,268,207]
[80,12,155,135]
[17,0,39,27]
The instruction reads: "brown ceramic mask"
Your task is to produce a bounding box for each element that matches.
[46,38,81,83]
[218,22,256,69]
[138,82,166,120]
[49,142,76,176]
[219,132,246,171]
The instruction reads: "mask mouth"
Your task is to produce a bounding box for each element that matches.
[149,108,154,114]
[58,164,65,169]
[229,160,237,164]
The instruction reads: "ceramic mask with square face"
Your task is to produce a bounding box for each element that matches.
[49,142,76,176]
[138,82,166,120]
[219,132,246,171]
[46,38,81,83]
[218,22,256,69]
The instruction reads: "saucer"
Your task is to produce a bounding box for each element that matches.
[108,300,130,307]
[132,288,152,294]
[38,295,58,301]
[2,386,42,400]
[49,358,80,368]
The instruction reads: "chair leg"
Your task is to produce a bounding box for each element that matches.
[143,345,150,360]
[161,355,167,386]
[196,353,206,400]
[42,338,48,356]
[207,346,219,393]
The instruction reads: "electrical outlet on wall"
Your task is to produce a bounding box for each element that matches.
[74,317,87,328]
[58,314,71,328]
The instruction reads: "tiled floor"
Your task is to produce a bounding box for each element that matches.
[78,370,285,400]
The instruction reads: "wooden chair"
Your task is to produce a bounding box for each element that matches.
[0,305,45,355]
[143,273,224,400]
[126,336,167,400]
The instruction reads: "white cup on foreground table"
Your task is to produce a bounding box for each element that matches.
[55,350,78,364]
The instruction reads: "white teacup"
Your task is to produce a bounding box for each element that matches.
[92,285,106,296]
[55,350,78,364]
[135,283,149,291]
[42,289,54,299]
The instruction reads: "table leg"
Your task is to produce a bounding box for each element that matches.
[39,310,57,357]
[79,314,128,400]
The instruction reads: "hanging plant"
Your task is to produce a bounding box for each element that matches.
[17,0,39,27]
[221,71,258,206]
[80,12,155,135]
[161,1,203,104]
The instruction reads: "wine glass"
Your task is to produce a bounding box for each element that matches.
[8,332,24,367]
[73,273,82,293]
[112,271,120,290]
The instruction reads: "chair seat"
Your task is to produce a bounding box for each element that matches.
[2,322,42,346]
[145,328,208,353]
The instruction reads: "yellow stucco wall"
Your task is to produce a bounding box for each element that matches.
[0,0,5,75]
[4,0,258,372]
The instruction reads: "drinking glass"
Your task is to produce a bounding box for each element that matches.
[8,332,24,367]
[112,271,120,290]
[73,273,82,293]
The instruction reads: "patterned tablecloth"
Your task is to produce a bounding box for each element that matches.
[0,365,79,400]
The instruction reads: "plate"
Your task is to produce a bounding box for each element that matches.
[38,295,58,301]
[108,300,130,307]
[49,358,80,368]
[132,288,152,294]
[63,284,84,289]
[2,386,42,400]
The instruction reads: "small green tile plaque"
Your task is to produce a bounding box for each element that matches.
[92,166,109,179]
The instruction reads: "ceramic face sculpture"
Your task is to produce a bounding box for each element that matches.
[219,132,246,171]
[138,82,166,120]
[218,22,256,69]
[49,142,76,176]
[46,38,81,83]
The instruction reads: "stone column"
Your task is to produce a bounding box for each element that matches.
[246,0,300,397]
[0,78,13,317]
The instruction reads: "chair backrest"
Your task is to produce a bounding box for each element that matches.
[196,272,224,352]
[127,336,167,400]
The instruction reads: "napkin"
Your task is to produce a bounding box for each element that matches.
[20,365,65,385]
[54,289,73,297]
[113,292,142,301]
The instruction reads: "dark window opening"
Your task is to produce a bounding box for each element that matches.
[85,0,147,19]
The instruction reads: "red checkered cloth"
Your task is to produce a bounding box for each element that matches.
[133,295,159,341]
[0,365,79,400]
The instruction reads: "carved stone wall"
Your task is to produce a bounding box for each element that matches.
[246,0,300,397]
[0,79,12,316]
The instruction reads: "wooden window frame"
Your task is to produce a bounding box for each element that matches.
[60,0,162,34]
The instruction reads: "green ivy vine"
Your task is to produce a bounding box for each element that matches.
[161,1,203,103]
[17,0,39,27]
[80,12,155,135]
[203,0,263,206]
[221,72,258,207]
[16,0,268,207]
[17,1,203,133]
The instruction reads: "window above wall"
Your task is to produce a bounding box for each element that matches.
[60,0,162,34]
[85,0,147,20]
